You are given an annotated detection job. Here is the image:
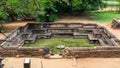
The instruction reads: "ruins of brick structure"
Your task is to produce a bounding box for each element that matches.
[0,22,120,57]
[0,23,6,45]
[112,18,120,28]
[0,56,3,68]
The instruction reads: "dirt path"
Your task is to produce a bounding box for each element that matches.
[2,57,120,68]
[3,21,30,30]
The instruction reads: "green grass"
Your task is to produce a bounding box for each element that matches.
[103,0,119,7]
[24,36,99,53]
[103,0,119,6]
[89,11,120,23]
[90,0,120,23]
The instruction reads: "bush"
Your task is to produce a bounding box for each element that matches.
[0,6,9,23]
[0,0,105,22]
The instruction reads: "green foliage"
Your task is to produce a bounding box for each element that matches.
[80,0,105,10]
[48,14,58,21]
[116,0,120,2]
[0,5,9,23]
[0,0,105,22]
[1,0,57,22]
[56,0,105,13]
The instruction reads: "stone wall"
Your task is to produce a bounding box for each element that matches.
[0,40,3,45]
[0,47,49,57]
[112,18,120,28]
[64,47,120,58]
[1,46,120,58]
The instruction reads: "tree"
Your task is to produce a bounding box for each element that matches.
[0,7,9,23]
[2,0,58,22]
[0,0,105,22]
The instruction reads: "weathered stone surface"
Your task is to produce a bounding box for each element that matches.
[112,18,120,28]
[0,47,49,57]
[65,47,120,58]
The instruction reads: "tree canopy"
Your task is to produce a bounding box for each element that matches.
[0,0,105,22]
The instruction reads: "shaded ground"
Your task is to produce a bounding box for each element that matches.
[3,21,31,32]
[3,57,120,68]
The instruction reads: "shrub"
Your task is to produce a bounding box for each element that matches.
[0,0,105,22]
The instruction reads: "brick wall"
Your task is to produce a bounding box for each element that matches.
[65,47,120,58]
[0,47,49,57]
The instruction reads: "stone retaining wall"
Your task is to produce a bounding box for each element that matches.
[0,40,3,45]
[1,46,120,58]
[0,47,49,57]
[64,47,120,58]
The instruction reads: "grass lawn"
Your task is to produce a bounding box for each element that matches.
[103,0,119,8]
[24,36,99,53]
[89,11,120,23]
[103,0,119,6]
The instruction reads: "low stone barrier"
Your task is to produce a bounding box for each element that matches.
[0,47,49,57]
[112,18,120,28]
[0,40,3,45]
[64,46,120,58]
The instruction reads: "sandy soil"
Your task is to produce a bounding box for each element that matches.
[0,21,31,39]
[2,57,120,68]
[3,21,30,31]
[97,7,118,12]
[0,33,10,39]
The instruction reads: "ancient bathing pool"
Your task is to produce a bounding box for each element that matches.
[24,36,99,53]
[1,22,120,55]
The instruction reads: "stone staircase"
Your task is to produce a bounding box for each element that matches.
[50,54,63,59]
[44,54,63,59]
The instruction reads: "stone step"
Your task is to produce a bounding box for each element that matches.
[50,54,63,59]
